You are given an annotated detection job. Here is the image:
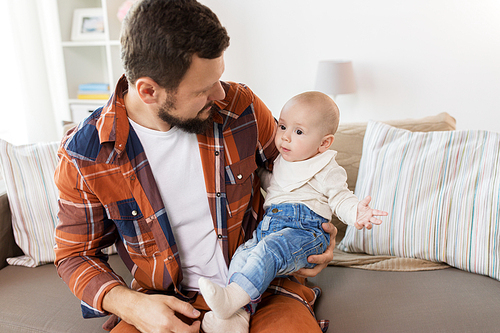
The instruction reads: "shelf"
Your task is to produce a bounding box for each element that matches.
[61,40,120,47]
[69,99,109,105]
[42,0,125,126]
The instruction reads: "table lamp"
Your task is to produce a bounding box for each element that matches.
[315,60,356,100]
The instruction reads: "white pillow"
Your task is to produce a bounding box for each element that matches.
[0,139,60,267]
[338,121,500,281]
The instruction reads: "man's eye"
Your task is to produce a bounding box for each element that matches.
[296,129,303,135]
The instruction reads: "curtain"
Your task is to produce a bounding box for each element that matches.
[0,0,57,145]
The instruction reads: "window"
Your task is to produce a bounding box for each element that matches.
[0,0,28,145]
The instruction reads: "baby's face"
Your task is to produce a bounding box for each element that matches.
[275,102,327,162]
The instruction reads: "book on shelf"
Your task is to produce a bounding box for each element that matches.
[77,83,110,100]
[78,83,110,91]
[77,91,110,100]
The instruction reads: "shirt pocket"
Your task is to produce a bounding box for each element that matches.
[105,199,157,257]
[225,155,258,216]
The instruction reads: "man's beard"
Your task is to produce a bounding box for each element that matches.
[158,95,216,134]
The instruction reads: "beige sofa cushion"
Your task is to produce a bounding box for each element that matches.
[331,112,456,242]
[310,265,500,333]
[0,254,132,333]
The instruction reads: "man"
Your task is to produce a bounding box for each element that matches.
[54,1,336,332]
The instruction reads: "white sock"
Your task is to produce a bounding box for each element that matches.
[202,308,250,333]
[198,277,251,319]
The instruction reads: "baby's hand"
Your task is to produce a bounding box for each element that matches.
[355,196,388,230]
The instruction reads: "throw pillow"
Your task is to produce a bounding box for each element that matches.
[338,121,500,281]
[331,112,456,243]
[0,139,60,267]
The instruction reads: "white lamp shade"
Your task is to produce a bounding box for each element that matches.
[315,60,356,96]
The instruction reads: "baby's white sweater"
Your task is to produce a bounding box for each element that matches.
[261,150,358,225]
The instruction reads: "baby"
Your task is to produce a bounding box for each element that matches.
[199,91,388,332]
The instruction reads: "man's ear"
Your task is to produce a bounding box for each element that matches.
[318,134,335,153]
[135,77,163,105]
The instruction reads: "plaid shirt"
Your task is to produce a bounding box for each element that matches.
[54,76,278,317]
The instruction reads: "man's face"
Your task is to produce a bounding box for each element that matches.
[157,93,217,134]
[158,54,226,134]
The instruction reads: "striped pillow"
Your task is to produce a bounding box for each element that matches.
[0,139,60,267]
[338,121,500,281]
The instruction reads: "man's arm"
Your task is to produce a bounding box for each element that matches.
[251,89,279,171]
[54,150,126,314]
[55,144,201,332]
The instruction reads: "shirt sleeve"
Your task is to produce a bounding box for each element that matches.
[251,91,279,171]
[54,144,126,317]
[324,160,359,225]
[257,168,273,191]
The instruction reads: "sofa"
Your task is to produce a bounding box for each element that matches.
[1,112,499,332]
[0,197,132,332]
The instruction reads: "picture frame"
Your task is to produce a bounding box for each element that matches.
[71,8,105,41]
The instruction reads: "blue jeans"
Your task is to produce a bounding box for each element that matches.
[228,203,329,301]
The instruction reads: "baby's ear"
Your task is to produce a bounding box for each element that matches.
[318,134,335,153]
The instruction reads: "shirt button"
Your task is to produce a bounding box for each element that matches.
[130,175,136,180]
[131,210,138,216]
[237,174,243,180]
[167,255,173,261]
[216,192,221,197]
[272,208,278,213]
[215,151,220,156]
[217,234,223,239]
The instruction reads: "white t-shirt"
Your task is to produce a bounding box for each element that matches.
[129,118,228,290]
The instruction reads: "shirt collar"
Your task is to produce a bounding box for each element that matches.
[95,77,238,153]
[96,75,130,155]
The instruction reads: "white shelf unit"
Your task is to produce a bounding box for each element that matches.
[42,0,125,131]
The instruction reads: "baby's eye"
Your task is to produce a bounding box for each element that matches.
[296,129,303,135]
[279,125,286,131]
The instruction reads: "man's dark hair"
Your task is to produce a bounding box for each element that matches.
[121,0,230,91]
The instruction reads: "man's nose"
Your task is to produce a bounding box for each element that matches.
[209,81,226,101]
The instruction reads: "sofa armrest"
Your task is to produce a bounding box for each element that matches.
[0,193,23,270]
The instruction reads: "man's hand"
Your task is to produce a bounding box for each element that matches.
[103,285,201,333]
[354,196,388,230]
[294,222,337,278]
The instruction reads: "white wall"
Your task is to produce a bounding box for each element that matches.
[200,0,500,132]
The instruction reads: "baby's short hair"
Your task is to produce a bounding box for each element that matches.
[290,91,340,135]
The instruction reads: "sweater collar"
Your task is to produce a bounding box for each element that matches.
[273,150,337,191]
